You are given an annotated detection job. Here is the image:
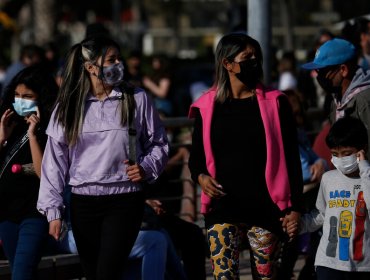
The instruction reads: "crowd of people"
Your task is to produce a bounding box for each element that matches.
[1,16,370,280]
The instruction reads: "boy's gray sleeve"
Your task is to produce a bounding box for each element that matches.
[300,208,325,233]
[300,178,326,233]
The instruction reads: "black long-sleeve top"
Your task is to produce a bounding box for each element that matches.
[0,122,47,223]
[189,95,303,234]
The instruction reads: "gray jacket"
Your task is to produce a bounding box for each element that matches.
[330,68,370,159]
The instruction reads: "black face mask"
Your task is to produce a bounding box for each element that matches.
[317,75,343,98]
[235,59,262,90]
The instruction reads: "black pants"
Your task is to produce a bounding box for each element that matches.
[316,266,370,280]
[70,192,145,280]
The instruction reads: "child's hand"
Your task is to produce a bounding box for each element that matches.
[357,150,366,161]
[280,216,299,240]
[280,211,301,241]
[286,220,300,239]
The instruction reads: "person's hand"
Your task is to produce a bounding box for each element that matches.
[310,159,326,182]
[146,199,165,215]
[49,219,62,241]
[124,160,146,182]
[284,219,300,239]
[0,109,16,144]
[142,76,154,89]
[25,107,40,138]
[198,173,226,198]
[357,150,366,161]
[281,211,301,241]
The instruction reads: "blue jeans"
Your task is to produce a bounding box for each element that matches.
[0,217,48,280]
[125,230,167,280]
[123,229,187,280]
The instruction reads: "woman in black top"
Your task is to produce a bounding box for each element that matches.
[0,65,58,279]
[188,33,303,279]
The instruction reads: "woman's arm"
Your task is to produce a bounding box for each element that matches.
[188,109,223,198]
[142,77,171,99]
[37,136,69,222]
[137,93,169,183]
[188,109,209,184]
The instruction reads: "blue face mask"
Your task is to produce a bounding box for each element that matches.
[12,97,38,117]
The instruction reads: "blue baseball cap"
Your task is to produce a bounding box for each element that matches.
[301,38,356,70]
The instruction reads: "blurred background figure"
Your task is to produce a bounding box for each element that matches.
[342,17,370,71]
[143,54,173,118]
[85,22,111,39]
[0,56,7,95]
[278,51,298,91]
[43,41,63,78]
[1,44,45,98]
[125,50,144,88]
[358,18,370,71]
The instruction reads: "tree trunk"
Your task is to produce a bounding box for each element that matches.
[33,0,55,45]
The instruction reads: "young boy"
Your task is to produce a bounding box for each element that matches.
[285,117,370,280]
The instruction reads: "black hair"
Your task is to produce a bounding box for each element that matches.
[1,64,58,130]
[326,117,368,150]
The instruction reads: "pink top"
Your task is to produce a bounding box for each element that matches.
[189,84,292,214]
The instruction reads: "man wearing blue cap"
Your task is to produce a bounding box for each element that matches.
[302,38,370,159]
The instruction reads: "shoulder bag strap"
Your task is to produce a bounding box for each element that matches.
[0,132,29,179]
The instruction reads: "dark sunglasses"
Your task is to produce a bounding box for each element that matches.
[315,65,340,76]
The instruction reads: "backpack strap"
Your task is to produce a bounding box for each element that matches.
[123,91,136,165]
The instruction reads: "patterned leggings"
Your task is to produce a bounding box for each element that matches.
[207,223,280,280]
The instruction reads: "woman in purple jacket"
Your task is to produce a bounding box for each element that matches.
[37,36,169,280]
[188,33,303,279]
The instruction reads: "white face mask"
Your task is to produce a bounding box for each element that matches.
[331,154,359,175]
[12,98,38,117]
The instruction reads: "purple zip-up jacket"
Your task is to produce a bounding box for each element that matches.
[37,87,169,222]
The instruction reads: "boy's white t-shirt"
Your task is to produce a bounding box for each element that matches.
[301,160,370,272]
